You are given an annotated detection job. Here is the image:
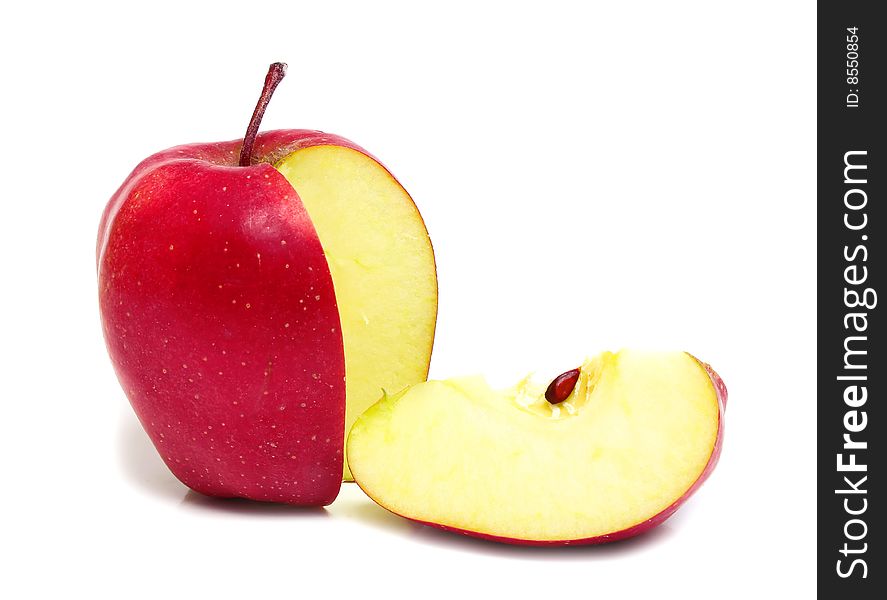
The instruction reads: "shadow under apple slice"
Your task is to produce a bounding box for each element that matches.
[402,515,680,560]
[330,485,415,535]
[339,487,685,559]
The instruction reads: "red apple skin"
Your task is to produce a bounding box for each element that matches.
[351,357,727,544]
[98,130,376,505]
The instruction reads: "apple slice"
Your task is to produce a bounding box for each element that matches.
[275,144,437,480]
[347,350,726,544]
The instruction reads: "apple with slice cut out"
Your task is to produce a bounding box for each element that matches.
[347,350,726,543]
[98,63,437,504]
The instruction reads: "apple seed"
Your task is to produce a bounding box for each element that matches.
[545,368,581,404]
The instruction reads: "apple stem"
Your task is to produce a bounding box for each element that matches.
[238,62,288,167]
[545,368,581,404]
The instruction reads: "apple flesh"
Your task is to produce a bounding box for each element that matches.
[275,141,437,480]
[347,350,726,543]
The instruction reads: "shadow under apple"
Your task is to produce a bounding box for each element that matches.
[119,409,330,516]
[117,409,188,502]
[180,490,329,518]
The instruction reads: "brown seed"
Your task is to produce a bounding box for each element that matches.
[545,368,581,404]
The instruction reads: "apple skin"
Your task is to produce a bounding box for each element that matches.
[350,356,727,544]
[97,130,371,256]
[98,130,384,505]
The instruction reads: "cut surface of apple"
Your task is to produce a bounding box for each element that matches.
[276,145,437,480]
[347,350,726,544]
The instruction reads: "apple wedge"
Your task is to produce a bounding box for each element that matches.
[347,350,726,544]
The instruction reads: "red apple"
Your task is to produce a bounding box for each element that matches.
[98,64,437,504]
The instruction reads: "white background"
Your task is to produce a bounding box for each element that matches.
[1,1,815,598]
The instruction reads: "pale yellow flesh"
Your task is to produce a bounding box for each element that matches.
[276,146,437,480]
[347,350,719,541]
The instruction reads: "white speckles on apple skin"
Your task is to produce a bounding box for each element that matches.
[98,145,347,506]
